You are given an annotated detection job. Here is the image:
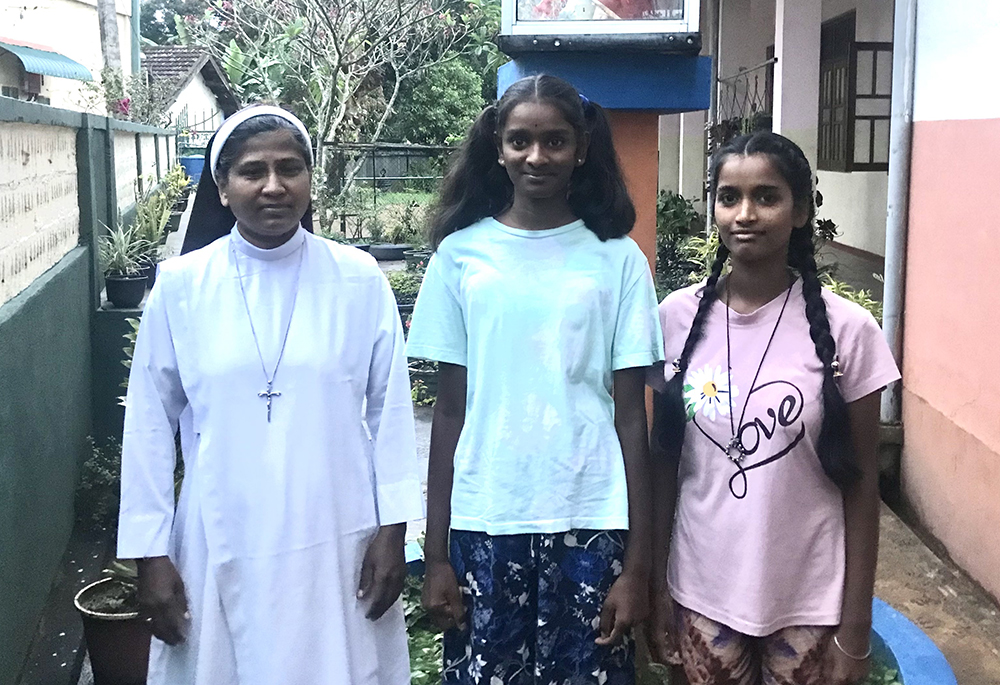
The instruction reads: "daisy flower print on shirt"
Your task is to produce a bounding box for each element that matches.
[683,364,739,421]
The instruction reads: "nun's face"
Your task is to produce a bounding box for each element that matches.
[218,129,311,248]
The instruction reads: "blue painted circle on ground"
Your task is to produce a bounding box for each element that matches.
[873,597,957,685]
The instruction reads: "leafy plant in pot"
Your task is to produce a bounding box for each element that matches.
[162,164,192,212]
[133,188,172,287]
[100,224,150,309]
[387,268,423,325]
[73,438,151,685]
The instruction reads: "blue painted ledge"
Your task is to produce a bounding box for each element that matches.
[873,597,957,685]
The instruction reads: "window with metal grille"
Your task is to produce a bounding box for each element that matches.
[1,85,18,99]
[818,12,854,171]
[818,11,892,172]
[853,43,892,170]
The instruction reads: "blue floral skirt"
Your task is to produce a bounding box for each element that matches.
[443,529,635,684]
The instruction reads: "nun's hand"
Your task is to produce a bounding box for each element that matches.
[359,523,407,620]
[137,556,190,645]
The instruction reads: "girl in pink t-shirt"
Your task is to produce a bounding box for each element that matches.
[648,132,899,685]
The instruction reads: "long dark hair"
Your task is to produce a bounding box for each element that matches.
[181,115,314,255]
[426,74,635,248]
[652,131,859,489]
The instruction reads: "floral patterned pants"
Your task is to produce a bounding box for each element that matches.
[443,529,635,685]
[674,605,833,685]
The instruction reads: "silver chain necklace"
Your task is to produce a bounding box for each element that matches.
[231,237,306,422]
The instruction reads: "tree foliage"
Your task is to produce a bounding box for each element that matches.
[186,0,497,229]
[140,0,209,45]
[384,58,484,145]
[189,0,491,146]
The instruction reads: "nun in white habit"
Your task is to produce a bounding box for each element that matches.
[117,105,423,684]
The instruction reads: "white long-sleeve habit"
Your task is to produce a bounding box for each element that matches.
[118,226,423,684]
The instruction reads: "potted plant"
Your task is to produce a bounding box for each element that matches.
[74,560,150,685]
[162,164,192,212]
[73,438,151,685]
[162,164,192,229]
[403,248,432,270]
[133,190,171,287]
[100,224,149,308]
[387,268,423,324]
[408,359,439,396]
[372,203,426,261]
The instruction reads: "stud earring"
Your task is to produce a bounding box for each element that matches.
[498,158,505,166]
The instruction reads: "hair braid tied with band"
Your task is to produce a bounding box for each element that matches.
[653,242,730,464]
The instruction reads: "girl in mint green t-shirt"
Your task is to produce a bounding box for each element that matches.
[406,74,664,684]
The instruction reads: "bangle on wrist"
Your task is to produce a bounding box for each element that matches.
[833,634,872,661]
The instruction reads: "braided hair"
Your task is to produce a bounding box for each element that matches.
[426,74,635,248]
[652,131,859,489]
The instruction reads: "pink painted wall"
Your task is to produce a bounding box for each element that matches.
[902,117,1000,600]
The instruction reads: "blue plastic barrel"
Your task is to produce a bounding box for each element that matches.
[178,155,206,182]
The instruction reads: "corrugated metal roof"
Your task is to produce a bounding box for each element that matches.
[0,40,92,81]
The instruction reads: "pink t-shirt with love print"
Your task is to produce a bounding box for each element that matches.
[651,279,899,636]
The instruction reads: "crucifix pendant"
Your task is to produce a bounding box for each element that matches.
[726,436,746,464]
[258,381,281,423]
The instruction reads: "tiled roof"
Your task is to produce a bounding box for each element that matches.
[142,45,205,88]
[141,45,240,116]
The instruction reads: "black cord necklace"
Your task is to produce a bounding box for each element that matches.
[724,276,795,464]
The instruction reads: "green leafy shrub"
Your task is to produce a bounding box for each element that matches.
[387,269,424,305]
[402,549,443,684]
[657,191,702,239]
[822,274,884,321]
[76,438,123,529]
[384,58,485,146]
[654,192,705,299]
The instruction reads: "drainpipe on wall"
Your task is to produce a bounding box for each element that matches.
[131,0,141,74]
[879,0,918,499]
[704,0,722,234]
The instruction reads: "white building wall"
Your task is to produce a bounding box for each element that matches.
[815,170,888,255]
[679,110,707,209]
[1,0,135,112]
[171,73,224,130]
[718,0,774,77]
[658,114,681,194]
[913,0,1000,123]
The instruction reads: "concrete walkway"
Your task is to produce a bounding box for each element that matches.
[876,504,1000,682]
